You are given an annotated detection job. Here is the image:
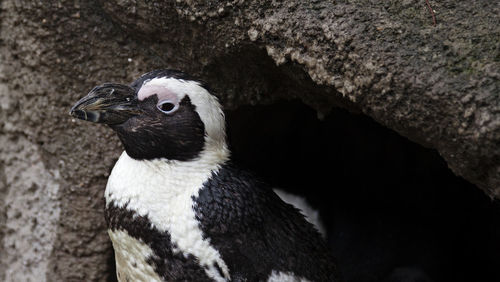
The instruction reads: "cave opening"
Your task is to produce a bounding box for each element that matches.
[225,100,500,282]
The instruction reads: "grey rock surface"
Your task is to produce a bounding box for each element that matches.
[0,0,498,281]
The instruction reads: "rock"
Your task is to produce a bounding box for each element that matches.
[0,0,498,281]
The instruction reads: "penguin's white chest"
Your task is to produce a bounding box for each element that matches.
[105,151,230,281]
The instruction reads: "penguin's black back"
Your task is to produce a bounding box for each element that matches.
[194,163,340,281]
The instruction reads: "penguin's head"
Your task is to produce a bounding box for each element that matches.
[70,70,227,161]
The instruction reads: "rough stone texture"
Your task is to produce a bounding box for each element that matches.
[101,0,500,196]
[0,0,498,281]
[0,135,60,282]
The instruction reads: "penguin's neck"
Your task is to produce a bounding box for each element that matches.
[105,142,230,222]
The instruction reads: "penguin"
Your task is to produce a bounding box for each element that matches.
[70,69,340,282]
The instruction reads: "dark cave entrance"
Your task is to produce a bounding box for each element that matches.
[225,100,500,282]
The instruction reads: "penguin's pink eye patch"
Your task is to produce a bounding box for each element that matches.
[137,84,179,104]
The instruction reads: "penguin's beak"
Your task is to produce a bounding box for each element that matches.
[70,83,141,125]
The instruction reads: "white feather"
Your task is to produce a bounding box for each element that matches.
[267,271,310,282]
[273,189,327,238]
[108,230,162,282]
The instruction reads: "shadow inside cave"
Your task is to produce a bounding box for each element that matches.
[225,100,500,282]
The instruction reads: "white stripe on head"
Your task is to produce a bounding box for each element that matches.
[138,77,227,151]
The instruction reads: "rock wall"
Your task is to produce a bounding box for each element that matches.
[0,0,498,281]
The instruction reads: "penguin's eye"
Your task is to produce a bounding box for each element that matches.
[157,100,179,114]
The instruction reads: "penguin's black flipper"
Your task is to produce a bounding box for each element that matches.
[194,164,341,281]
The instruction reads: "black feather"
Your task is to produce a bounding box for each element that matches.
[105,201,212,281]
[194,163,341,281]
